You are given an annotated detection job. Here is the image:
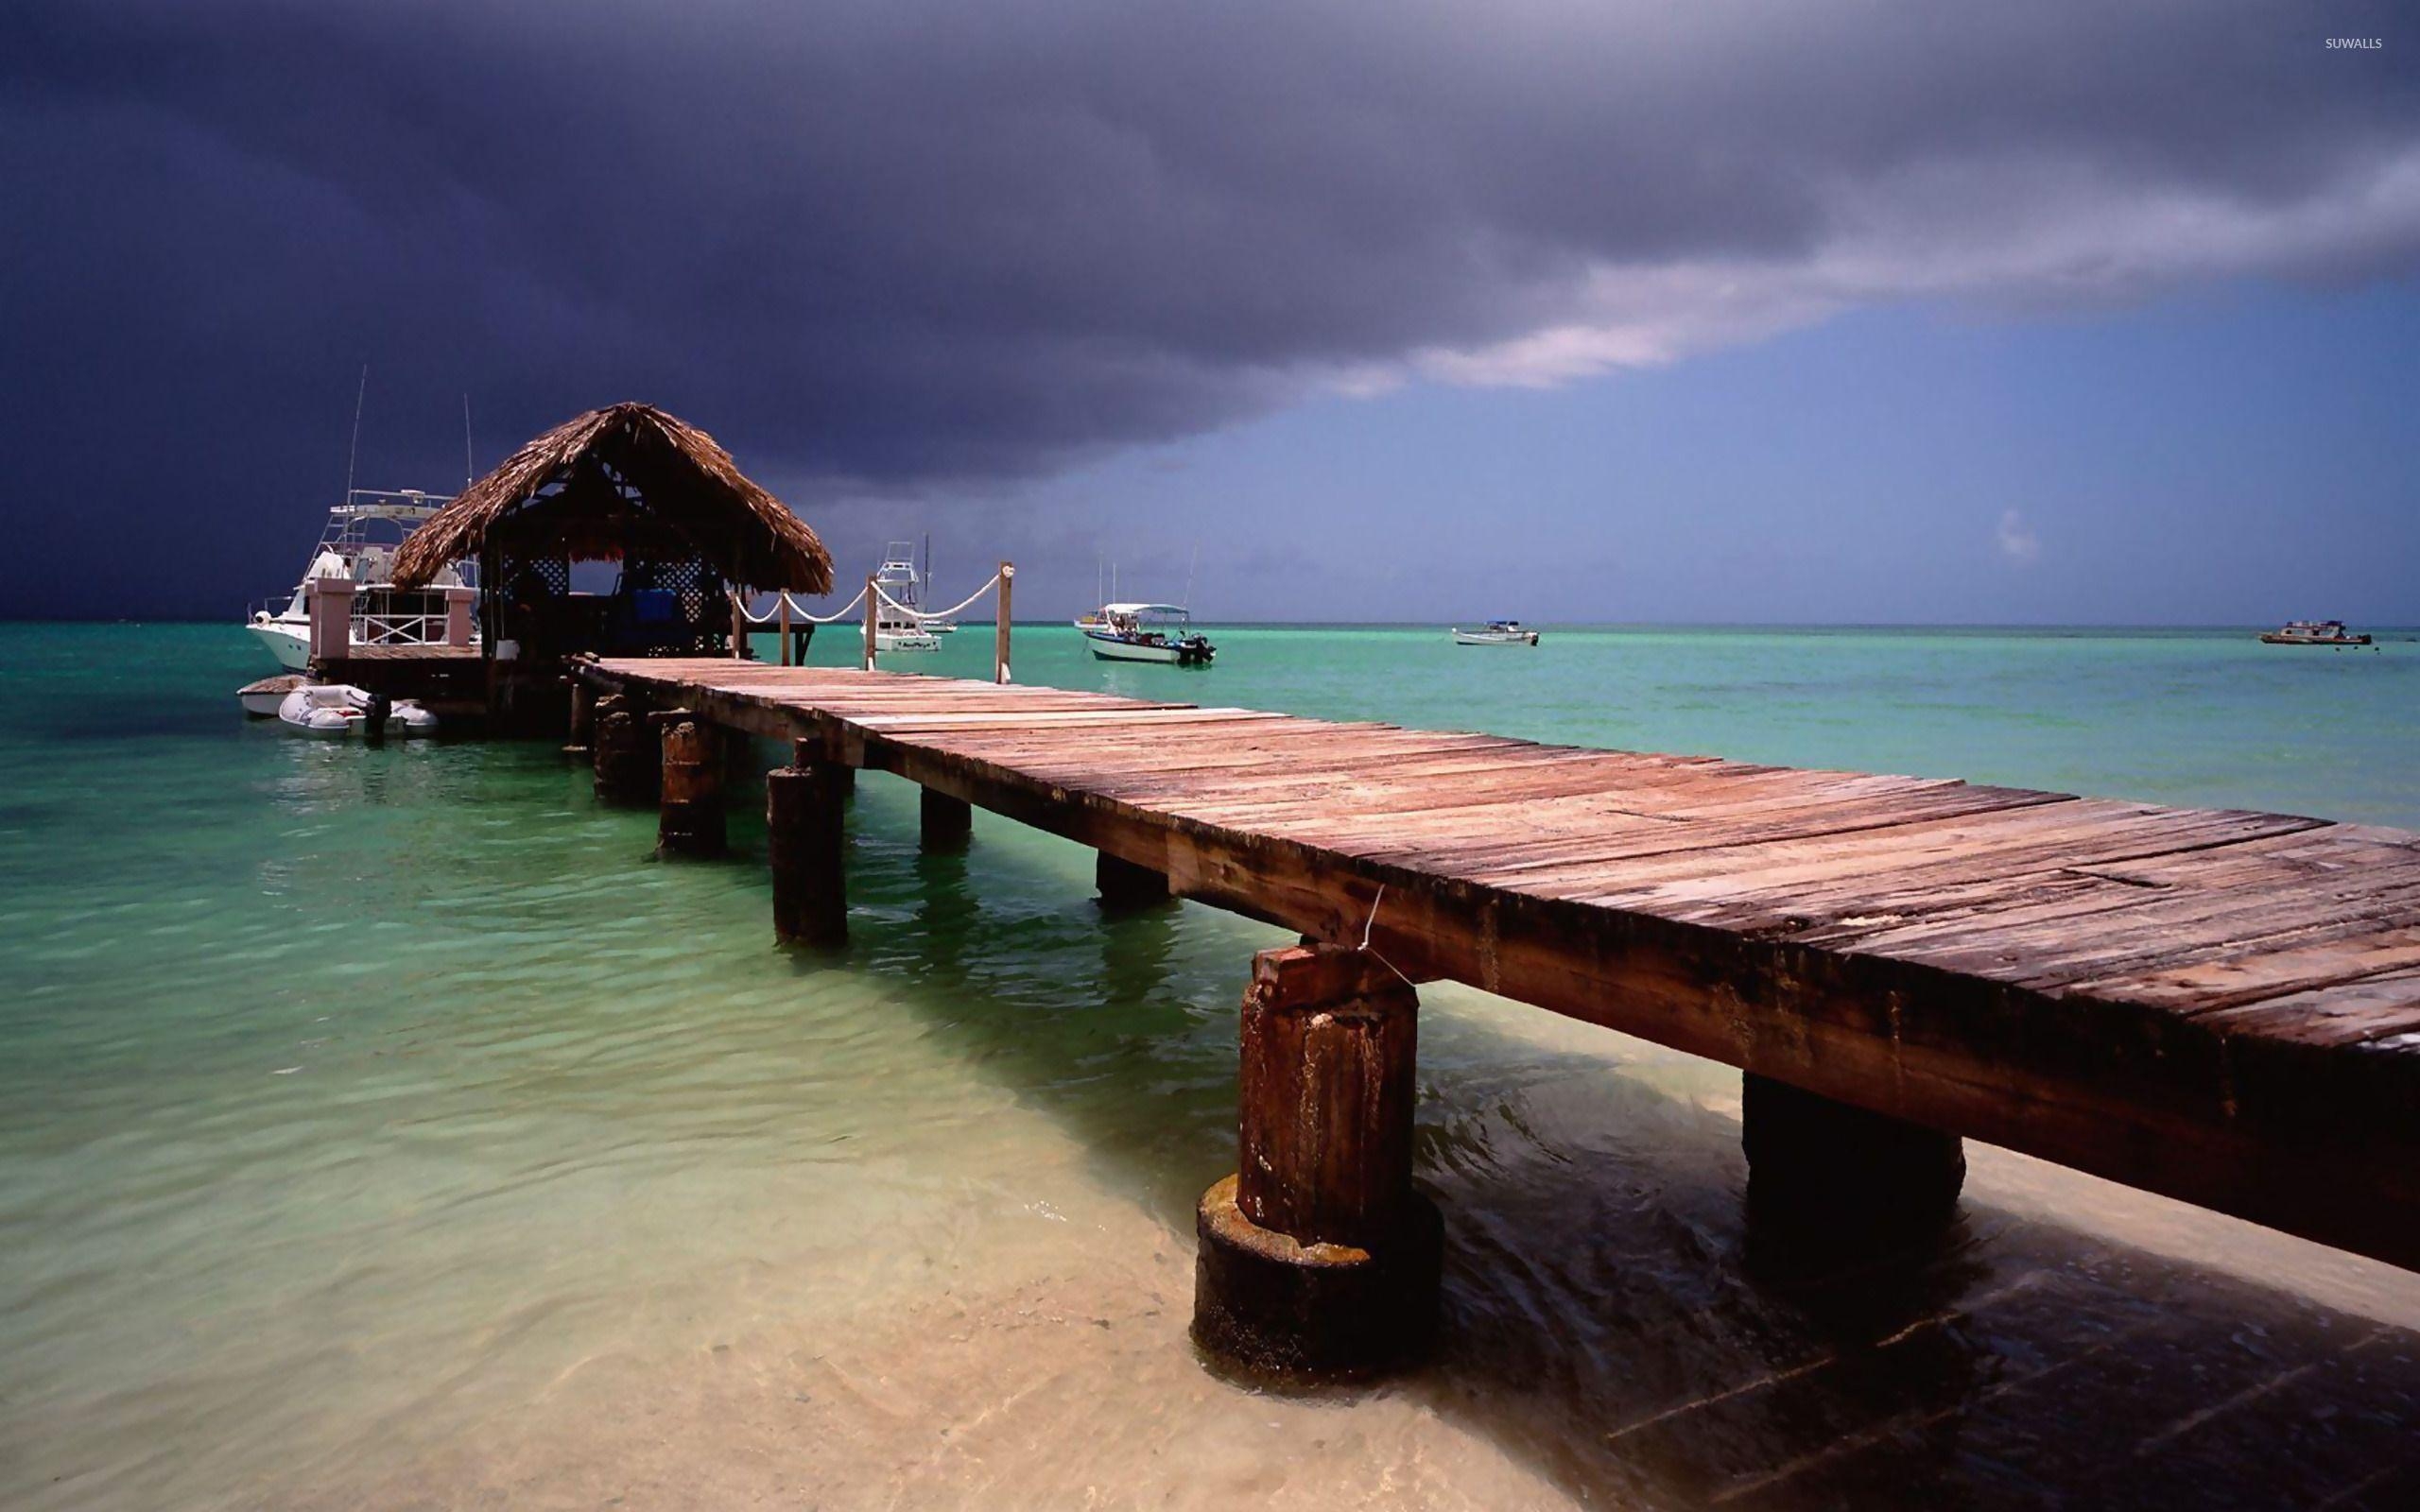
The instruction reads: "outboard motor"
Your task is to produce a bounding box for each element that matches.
[362,691,393,739]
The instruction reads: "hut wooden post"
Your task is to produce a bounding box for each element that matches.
[1097,850,1169,911]
[1741,1074,1964,1232]
[777,593,793,666]
[768,737,848,946]
[564,679,595,755]
[1193,944,1441,1377]
[652,710,726,856]
[591,694,660,805]
[862,574,878,672]
[730,592,749,661]
[921,785,972,853]
[994,561,1014,684]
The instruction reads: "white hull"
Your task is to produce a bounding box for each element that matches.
[1452,629,1539,646]
[250,619,313,670]
[875,628,941,652]
[1087,633,1184,663]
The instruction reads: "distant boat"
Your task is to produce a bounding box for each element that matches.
[2261,620,2372,646]
[1083,603,1217,665]
[872,541,940,652]
[1452,619,1540,646]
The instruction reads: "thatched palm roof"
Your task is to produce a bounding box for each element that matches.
[391,403,834,593]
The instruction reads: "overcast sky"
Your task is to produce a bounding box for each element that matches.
[3,2,2413,622]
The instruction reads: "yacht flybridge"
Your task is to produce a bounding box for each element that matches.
[246,489,475,670]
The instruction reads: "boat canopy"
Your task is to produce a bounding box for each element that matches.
[1101,602,1192,617]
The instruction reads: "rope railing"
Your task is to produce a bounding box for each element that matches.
[729,562,1014,682]
[738,584,866,626]
[867,569,1003,624]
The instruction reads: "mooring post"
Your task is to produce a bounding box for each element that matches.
[861,573,878,672]
[564,679,595,756]
[651,710,726,856]
[1192,944,1441,1378]
[731,591,750,661]
[592,694,660,805]
[1740,1074,1965,1233]
[777,593,793,666]
[767,737,848,946]
[994,560,1013,684]
[921,785,972,852]
[1097,850,1170,911]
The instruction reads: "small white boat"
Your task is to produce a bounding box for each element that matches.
[276,683,439,737]
[1452,620,1540,646]
[2260,619,2372,646]
[1083,604,1217,665]
[238,674,306,717]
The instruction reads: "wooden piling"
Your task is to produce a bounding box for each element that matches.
[564,679,595,756]
[1192,944,1441,1378]
[994,561,1013,684]
[652,711,726,856]
[1097,850,1169,911]
[861,573,878,671]
[768,742,848,946]
[921,786,972,853]
[591,694,659,805]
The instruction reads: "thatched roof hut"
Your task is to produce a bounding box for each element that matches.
[391,403,834,593]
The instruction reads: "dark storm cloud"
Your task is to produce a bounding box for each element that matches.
[2,1,2414,613]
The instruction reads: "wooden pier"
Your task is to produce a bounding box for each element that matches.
[576,657,2420,1370]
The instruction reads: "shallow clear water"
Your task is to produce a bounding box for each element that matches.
[2,622,2416,1509]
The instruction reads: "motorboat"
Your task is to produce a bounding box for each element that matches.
[1083,603,1216,665]
[2260,620,2372,646]
[1453,620,1541,646]
[238,674,305,716]
[872,541,941,652]
[275,682,439,736]
[247,489,476,669]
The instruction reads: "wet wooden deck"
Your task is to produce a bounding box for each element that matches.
[581,658,2420,1270]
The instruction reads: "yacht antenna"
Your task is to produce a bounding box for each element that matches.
[1183,541,1200,610]
[343,364,368,502]
[461,393,475,488]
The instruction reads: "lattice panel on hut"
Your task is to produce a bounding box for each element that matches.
[620,555,725,656]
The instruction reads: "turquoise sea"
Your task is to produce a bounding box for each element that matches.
[3,622,2417,1509]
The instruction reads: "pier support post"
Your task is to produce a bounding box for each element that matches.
[1097,850,1170,911]
[768,743,848,946]
[1741,1074,1965,1233]
[564,680,595,756]
[1192,944,1441,1378]
[921,786,972,853]
[592,694,660,806]
[653,711,726,856]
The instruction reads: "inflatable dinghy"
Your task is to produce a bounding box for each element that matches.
[275,683,439,737]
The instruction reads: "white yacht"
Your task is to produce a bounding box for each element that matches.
[246,489,475,670]
[872,540,940,652]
